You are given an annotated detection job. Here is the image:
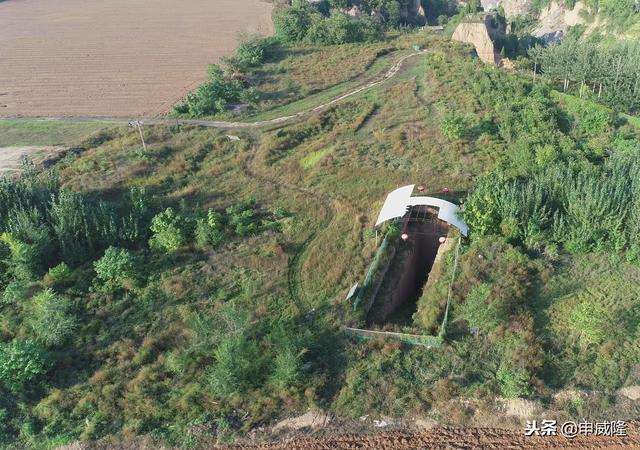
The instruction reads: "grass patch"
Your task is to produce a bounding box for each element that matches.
[0,120,110,146]
[300,146,333,169]
[624,113,640,129]
[533,254,640,390]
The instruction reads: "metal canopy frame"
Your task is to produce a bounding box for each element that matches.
[375,184,469,236]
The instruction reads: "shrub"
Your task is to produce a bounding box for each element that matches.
[496,365,532,398]
[149,208,190,252]
[29,289,77,347]
[235,36,277,69]
[274,3,382,46]
[464,153,640,255]
[94,247,138,289]
[270,347,303,390]
[44,262,72,286]
[0,233,39,281]
[273,4,313,43]
[0,340,51,393]
[208,335,263,397]
[174,65,253,117]
[2,281,29,305]
[306,12,381,45]
[440,112,467,141]
[194,210,227,249]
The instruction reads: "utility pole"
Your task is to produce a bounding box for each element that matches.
[129,120,147,152]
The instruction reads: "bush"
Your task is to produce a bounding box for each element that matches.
[194,210,226,249]
[464,153,640,255]
[44,262,72,286]
[274,4,381,46]
[2,281,29,305]
[0,340,51,393]
[270,347,303,390]
[208,335,263,397]
[0,233,39,282]
[496,365,532,398]
[29,289,77,347]
[306,12,381,45]
[173,65,255,117]
[94,247,138,289]
[235,36,278,70]
[149,208,191,252]
[273,5,314,43]
[440,112,467,141]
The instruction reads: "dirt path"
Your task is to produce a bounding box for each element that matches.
[242,133,337,313]
[2,52,425,131]
[0,146,65,174]
[1,50,423,311]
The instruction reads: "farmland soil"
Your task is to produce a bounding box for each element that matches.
[220,423,640,449]
[0,0,272,118]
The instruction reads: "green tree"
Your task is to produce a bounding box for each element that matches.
[94,247,139,289]
[270,346,303,390]
[149,208,190,252]
[273,4,313,43]
[44,262,72,287]
[0,232,39,281]
[496,365,532,398]
[174,65,249,117]
[208,335,263,397]
[28,289,77,347]
[195,209,226,249]
[0,340,51,393]
[226,36,278,72]
[440,112,467,141]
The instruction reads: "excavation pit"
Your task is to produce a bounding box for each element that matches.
[367,207,450,326]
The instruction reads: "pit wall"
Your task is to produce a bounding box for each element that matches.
[367,219,450,325]
[352,231,397,318]
[412,230,459,333]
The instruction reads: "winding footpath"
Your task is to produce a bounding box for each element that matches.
[2,50,425,311]
[1,51,425,130]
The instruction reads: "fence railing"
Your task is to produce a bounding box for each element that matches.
[439,236,461,337]
[345,327,443,348]
[353,235,395,313]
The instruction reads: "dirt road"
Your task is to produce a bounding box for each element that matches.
[0,146,64,173]
[0,0,272,118]
[2,52,424,130]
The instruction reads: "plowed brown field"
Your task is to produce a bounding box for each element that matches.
[0,0,272,118]
[222,423,640,449]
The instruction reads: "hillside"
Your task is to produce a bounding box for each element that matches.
[479,0,640,40]
[1,2,640,448]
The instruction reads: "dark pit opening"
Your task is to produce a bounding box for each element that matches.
[367,207,450,326]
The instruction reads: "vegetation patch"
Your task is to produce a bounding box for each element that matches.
[0,121,111,147]
[300,146,334,169]
[2,22,640,448]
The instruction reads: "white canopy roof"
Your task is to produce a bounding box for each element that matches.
[375,184,469,236]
